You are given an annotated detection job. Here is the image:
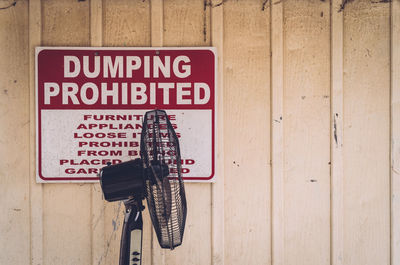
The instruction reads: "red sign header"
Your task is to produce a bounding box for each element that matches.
[37,49,215,110]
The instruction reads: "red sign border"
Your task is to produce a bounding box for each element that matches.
[36,47,217,183]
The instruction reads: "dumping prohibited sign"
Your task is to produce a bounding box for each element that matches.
[36,47,216,183]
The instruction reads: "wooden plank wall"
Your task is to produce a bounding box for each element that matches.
[0,0,397,264]
[0,1,29,265]
[343,1,390,264]
[224,1,270,265]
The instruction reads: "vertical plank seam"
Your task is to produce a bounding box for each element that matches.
[271,1,284,265]
[150,1,163,264]
[390,2,392,264]
[330,0,344,265]
[89,0,104,264]
[391,1,400,264]
[211,1,224,264]
[29,0,43,264]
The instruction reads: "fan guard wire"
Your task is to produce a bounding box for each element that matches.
[141,110,187,249]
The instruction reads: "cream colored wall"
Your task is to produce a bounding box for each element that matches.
[0,0,398,264]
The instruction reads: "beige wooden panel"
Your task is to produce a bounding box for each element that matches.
[102,1,152,264]
[0,1,30,264]
[210,1,224,265]
[224,1,271,265]
[163,0,210,47]
[103,0,150,47]
[331,0,344,264]
[29,0,44,264]
[161,1,212,264]
[41,1,92,264]
[41,0,89,46]
[283,1,331,265]
[343,1,390,264]
[271,1,284,265]
[42,186,92,264]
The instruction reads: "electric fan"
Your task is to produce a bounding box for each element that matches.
[98,109,187,265]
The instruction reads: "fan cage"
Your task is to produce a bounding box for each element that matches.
[141,110,187,249]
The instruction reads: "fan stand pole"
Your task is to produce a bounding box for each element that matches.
[120,198,144,265]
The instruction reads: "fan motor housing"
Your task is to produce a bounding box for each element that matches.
[99,158,145,202]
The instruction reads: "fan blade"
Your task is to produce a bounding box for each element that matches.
[161,175,172,220]
[152,113,158,162]
[147,161,172,221]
